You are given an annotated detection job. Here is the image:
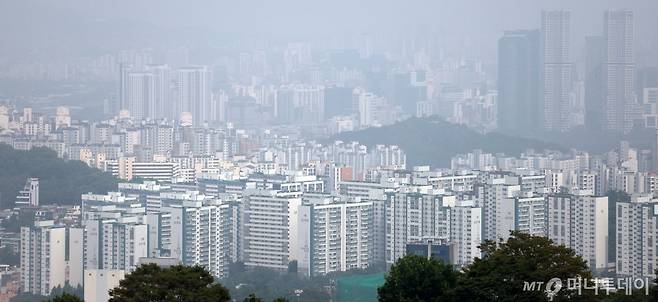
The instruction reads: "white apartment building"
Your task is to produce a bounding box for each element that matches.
[615,198,658,279]
[450,200,483,267]
[241,190,302,271]
[118,181,171,214]
[508,194,548,238]
[429,173,478,192]
[475,177,521,240]
[385,190,454,264]
[122,128,141,154]
[15,178,39,207]
[297,194,372,276]
[519,174,547,193]
[547,193,609,271]
[84,269,126,302]
[353,88,387,128]
[84,217,148,271]
[161,200,235,278]
[20,221,83,296]
[574,172,598,195]
[105,157,181,182]
[338,180,394,200]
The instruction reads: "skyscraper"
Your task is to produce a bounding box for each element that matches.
[125,72,156,120]
[584,36,606,130]
[118,64,132,114]
[145,64,172,120]
[541,10,573,132]
[175,66,212,125]
[497,30,541,136]
[119,65,172,120]
[603,10,636,133]
[276,85,325,125]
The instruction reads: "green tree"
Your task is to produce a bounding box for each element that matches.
[47,293,84,302]
[108,264,231,302]
[454,231,595,302]
[49,283,83,299]
[243,294,264,302]
[378,254,457,302]
[601,290,652,302]
[601,269,658,302]
[8,294,47,302]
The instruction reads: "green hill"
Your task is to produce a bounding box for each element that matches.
[330,117,563,168]
[0,144,118,208]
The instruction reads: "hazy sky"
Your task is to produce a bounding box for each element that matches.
[1,0,658,62]
[60,0,657,33]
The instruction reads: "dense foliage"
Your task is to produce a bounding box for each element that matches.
[379,232,601,302]
[46,293,84,302]
[378,255,456,302]
[243,294,264,302]
[0,144,118,208]
[455,231,595,302]
[108,264,231,302]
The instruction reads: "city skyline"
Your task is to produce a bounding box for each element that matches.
[2,1,658,302]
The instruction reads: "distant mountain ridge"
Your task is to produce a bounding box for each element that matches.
[330,117,564,168]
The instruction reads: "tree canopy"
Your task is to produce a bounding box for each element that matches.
[46,293,83,302]
[108,264,231,302]
[379,232,602,302]
[243,294,263,302]
[455,231,595,302]
[378,254,457,302]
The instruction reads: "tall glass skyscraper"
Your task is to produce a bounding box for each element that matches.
[497,30,540,136]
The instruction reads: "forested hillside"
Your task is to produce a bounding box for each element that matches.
[331,117,562,167]
[0,144,118,208]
